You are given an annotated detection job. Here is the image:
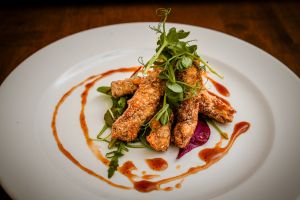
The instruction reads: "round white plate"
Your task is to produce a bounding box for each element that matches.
[0,23,299,200]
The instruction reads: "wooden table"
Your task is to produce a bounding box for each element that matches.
[0,2,299,199]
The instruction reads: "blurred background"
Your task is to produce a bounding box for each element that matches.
[0,0,299,199]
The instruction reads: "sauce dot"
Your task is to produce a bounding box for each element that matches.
[134,180,157,192]
[145,158,168,171]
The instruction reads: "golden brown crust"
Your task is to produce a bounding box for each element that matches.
[173,97,200,148]
[198,90,236,123]
[110,65,235,147]
[111,77,164,142]
[173,66,202,148]
[111,69,162,98]
[111,77,142,98]
[146,113,174,152]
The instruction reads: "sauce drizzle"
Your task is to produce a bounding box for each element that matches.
[51,66,250,193]
[51,67,138,190]
[207,90,231,106]
[199,122,250,163]
[205,75,230,97]
[133,122,250,193]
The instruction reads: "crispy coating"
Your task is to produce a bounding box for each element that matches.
[198,90,236,123]
[173,66,202,148]
[146,113,174,152]
[111,69,161,98]
[111,77,142,98]
[173,98,200,148]
[111,77,164,142]
[176,65,200,86]
[110,65,235,147]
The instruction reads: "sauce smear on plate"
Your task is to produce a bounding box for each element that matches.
[51,66,250,193]
[146,158,168,171]
[205,75,230,97]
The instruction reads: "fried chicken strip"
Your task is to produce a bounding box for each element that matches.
[111,69,162,98]
[111,69,235,124]
[111,77,164,142]
[146,113,174,152]
[173,66,202,148]
[111,77,142,98]
[198,90,236,123]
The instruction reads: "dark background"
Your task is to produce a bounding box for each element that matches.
[1,1,300,199]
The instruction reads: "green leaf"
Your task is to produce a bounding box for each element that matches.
[108,158,119,178]
[160,111,169,125]
[106,140,129,178]
[111,97,119,107]
[104,96,128,127]
[168,41,186,54]
[166,27,179,43]
[166,81,183,93]
[177,30,190,39]
[104,110,114,127]
[155,104,169,121]
[188,45,197,53]
[138,126,154,150]
[176,56,193,71]
[97,86,111,95]
[117,97,127,108]
[166,88,184,107]
[158,71,169,80]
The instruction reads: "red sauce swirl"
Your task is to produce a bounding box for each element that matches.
[51,66,250,193]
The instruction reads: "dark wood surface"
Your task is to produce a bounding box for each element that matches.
[0,2,299,199]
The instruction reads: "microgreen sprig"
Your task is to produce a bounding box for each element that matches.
[142,8,223,107]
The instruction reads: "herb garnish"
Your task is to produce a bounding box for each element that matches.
[96,86,146,178]
[142,8,222,108]
[106,140,128,178]
[95,8,225,178]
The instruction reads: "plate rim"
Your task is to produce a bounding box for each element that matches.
[0,22,299,200]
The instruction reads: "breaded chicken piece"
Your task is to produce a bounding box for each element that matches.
[112,77,164,142]
[111,68,235,126]
[198,90,236,123]
[111,77,142,98]
[173,66,202,148]
[111,69,162,98]
[146,113,174,151]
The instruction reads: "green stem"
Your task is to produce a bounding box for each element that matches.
[108,138,117,149]
[163,93,167,105]
[126,143,145,148]
[198,57,224,79]
[144,40,168,73]
[168,63,176,82]
[108,108,115,120]
[97,124,108,139]
[176,80,196,88]
[207,119,228,139]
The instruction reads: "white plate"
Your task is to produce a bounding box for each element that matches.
[0,23,299,200]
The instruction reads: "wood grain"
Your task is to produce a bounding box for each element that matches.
[0,2,299,86]
[0,2,299,199]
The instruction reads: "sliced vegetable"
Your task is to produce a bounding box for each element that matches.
[177,118,210,159]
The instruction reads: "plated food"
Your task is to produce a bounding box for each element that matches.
[51,8,250,192]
